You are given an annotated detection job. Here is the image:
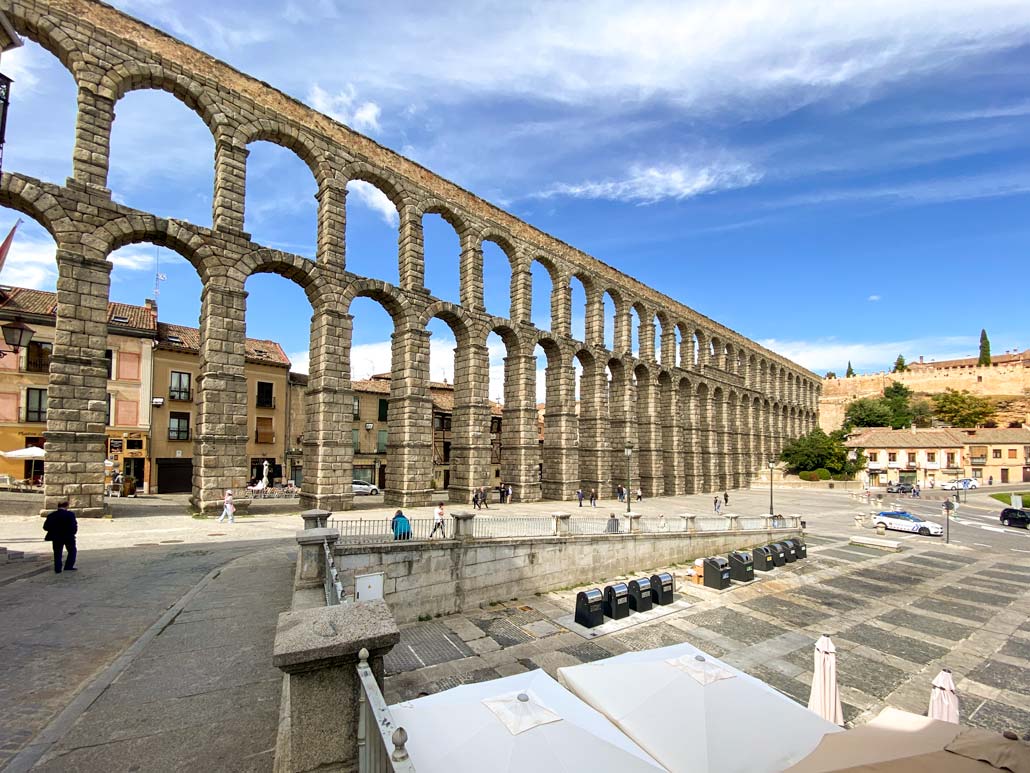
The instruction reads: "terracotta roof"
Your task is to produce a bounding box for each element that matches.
[949,427,1030,444]
[156,322,291,368]
[845,428,965,449]
[909,349,1030,369]
[0,287,157,333]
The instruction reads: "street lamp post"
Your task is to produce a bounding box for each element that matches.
[768,461,775,516]
[624,444,632,513]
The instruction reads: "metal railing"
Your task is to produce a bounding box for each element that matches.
[332,518,441,544]
[737,515,769,530]
[324,537,345,605]
[695,516,731,531]
[357,648,415,773]
[471,516,554,539]
[569,517,618,535]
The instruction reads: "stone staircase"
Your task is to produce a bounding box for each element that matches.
[1,546,25,561]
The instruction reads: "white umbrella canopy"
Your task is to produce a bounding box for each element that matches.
[558,642,841,773]
[389,669,664,773]
[808,635,844,726]
[2,446,45,459]
[929,669,960,724]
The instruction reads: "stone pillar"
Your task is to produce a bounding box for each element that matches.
[680,383,701,494]
[635,371,663,496]
[316,180,346,267]
[301,509,331,530]
[501,352,540,502]
[697,387,714,493]
[713,389,729,490]
[301,308,355,512]
[681,514,697,533]
[459,235,484,311]
[608,366,637,497]
[212,135,249,234]
[449,341,492,504]
[452,511,475,539]
[576,357,608,498]
[552,511,571,535]
[272,601,400,773]
[384,326,433,507]
[541,356,578,500]
[296,527,339,589]
[510,265,533,324]
[397,203,425,292]
[661,378,684,494]
[550,273,572,339]
[42,250,112,517]
[584,289,604,346]
[70,88,114,193]
[192,282,249,513]
[638,316,656,362]
[625,512,641,533]
[661,327,677,368]
[614,308,632,354]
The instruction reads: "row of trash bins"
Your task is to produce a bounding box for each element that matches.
[698,537,809,590]
[575,572,675,628]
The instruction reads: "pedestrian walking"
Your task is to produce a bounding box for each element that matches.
[635,487,643,502]
[590,488,597,507]
[988,475,993,486]
[723,491,729,506]
[480,486,490,509]
[499,482,506,504]
[431,502,446,538]
[472,489,481,510]
[576,488,584,507]
[391,510,412,540]
[616,484,624,502]
[713,496,721,514]
[506,484,513,503]
[43,500,77,574]
[217,489,235,524]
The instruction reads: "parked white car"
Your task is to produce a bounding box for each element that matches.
[941,478,979,490]
[874,510,943,537]
[352,480,380,495]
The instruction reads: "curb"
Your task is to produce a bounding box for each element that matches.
[0,561,49,587]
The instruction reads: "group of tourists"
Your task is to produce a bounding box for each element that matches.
[615,485,644,503]
[575,488,598,507]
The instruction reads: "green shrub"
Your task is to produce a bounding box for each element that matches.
[798,471,818,481]
[815,468,831,480]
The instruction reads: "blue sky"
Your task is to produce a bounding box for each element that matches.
[2,0,1029,399]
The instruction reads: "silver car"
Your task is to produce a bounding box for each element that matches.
[352,480,380,495]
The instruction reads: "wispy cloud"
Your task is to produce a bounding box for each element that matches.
[759,335,977,372]
[347,181,399,227]
[0,235,57,290]
[867,294,881,302]
[307,84,382,133]
[538,160,761,204]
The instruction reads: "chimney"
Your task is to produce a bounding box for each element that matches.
[145,298,157,316]
[919,355,924,363]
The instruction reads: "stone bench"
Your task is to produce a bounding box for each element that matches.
[849,535,903,552]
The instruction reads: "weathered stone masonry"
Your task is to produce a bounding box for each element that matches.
[0,0,820,515]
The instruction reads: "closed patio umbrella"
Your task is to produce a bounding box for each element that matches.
[929,668,960,724]
[809,635,844,726]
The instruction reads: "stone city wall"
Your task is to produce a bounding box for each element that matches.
[334,527,800,623]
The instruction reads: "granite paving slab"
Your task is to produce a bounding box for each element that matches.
[793,586,868,612]
[912,596,995,624]
[966,660,1030,693]
[741,663,863,725]
[681,607,789,646]
[963,576,1024,594]
[557,641,615,663]
[979,569,1030,585]
[742,595,834,627]
[785,646,907,701]
[820,548,879,562]
[823,575,899,597]
[876,609,975,642]
[838,625,949,665]
[420,667,501,697]
[999,638,1030,661]
[921,551,978,564]
[613,622,690,651]
[964,697,1030,741]
[855,568,918,587]
[989,563,1030,574]
[935,585,1013,607]
[474,617,535,648]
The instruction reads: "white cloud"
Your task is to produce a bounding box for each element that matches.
[758,335,977,372]
[539,160,761,204]
[307,84,382,133]
[108,251,155,272]
[867,294,881,302]
[3,45,42,91]
[0,236,57,290]
[287,350,309,375]
[347,181,399,227]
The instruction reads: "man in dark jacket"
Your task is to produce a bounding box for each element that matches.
[43,500,77,573]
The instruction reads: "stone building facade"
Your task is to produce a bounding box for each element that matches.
[0,0,819,515]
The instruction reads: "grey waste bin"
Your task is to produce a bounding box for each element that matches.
[776,540,797,563]
[703,556,731,589]
[768,543,786,567]
[628,577,653,612]
[728,551,754,582]
[752,545,775,572]
[786,538,807,560]
[603,582,630,619]
[575,588,604,628]
[650,572,675,605]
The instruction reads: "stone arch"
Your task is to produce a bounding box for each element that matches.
[421,301,474,348]
[91,215,213,280]
[235,121,330,188]
[569,269,595,344]
[477,227,518,266]
[0,176,76,242]
[4,6,87,79]
[420,199,471,307]
[339,278,415,331]
[102,63,226,136]
[238,248,325,311]
[530,253,562,333]
[339,161,409,217]
[575,346,607,494]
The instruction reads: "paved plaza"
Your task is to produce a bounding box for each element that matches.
[1,485,1028,770]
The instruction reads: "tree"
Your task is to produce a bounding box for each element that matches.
[932,388,995,427]
[780,428,863,477]
[825,371,837,379]
[978,329,991,366]
[911,398,933,428]
[844,397,893,429]
[845,361,855,378]
[892,354,908,373]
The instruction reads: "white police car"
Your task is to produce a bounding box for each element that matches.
[874,510,943,537]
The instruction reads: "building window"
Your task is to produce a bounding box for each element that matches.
[352,429,360,452]
[255,417,274,444]
[1008,448,1017,459]
[104,349,113,379]
[169,412,190,441]
[169,371,191,401]
[993,449,1002,459]
[105,394,111,426]
[927,452,936,463]
[377,429,388,453]
[256,381,275,408]
[25,340,52,373]
[378,398,388,421]
[352,395,360,419]
[490,417,502,434]
[947,452,956,466]
[126,438,143,451]
[867,451,878,462]
[442,441,451,462]
[907,452,917,465]
[888,452,897,462]
[26,388,47,422]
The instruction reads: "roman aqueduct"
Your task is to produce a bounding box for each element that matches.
[0,0,819,515]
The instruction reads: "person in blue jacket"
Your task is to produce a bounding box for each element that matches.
[391,509,412,540]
